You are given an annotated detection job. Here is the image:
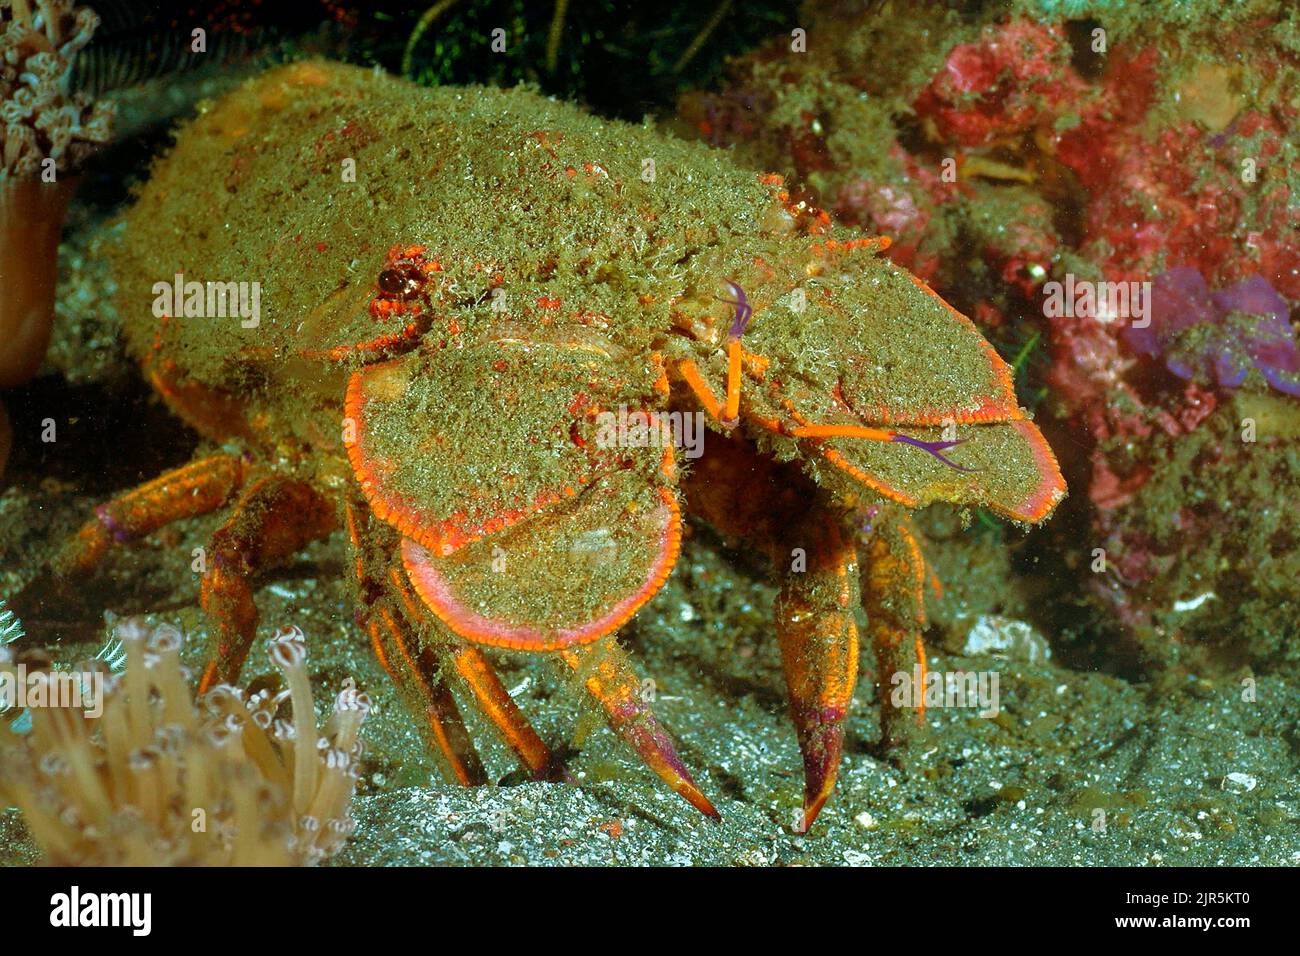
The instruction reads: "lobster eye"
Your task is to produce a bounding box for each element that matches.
[378,268,423,297]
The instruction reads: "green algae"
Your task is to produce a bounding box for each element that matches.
[426,470,674,632]
[113,60,772,396]
[353,339,660,531]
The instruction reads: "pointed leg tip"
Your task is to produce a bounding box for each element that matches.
[562,642,719,821]
[619,725,719,820]
[652,745,719,820]
[670,771,720,820]
[800,754,838,831]
[690,790,723,822]
[796,718,845,832]
[800,792,830,833]
[546,762,577,785]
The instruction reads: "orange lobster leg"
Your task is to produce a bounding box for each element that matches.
[559,638,719,820]
[197,477,335,691]
[449,644,560,780]
[684,431,869,826]
[343,497,490,785]
[385,564,559,781]
[365,605,489,787]
[676,349,768,432]
[861,511,931,751]
[54,454,248,576]
[675,358,724,422]
[723,338,744,423]
[775,518,860,832]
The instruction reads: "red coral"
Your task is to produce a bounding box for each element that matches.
[913,19,1089,147]
[1033,40,1296,517]
[1048,47,1160,190]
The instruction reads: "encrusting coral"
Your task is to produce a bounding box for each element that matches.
[0,0,112,386]
[0,620,369,865]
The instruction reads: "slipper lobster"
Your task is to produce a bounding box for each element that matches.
[55,61,1064,829]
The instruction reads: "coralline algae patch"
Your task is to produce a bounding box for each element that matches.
[1090,390,1300,670]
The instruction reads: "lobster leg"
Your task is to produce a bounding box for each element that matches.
[682,430,865,826]
[345,499,486,784]
[681,430,865,825]
[345,497,555,782]
[53,454,248,576]
[559,637,719,820]
[448,642,561,781]
[774,517,860,832]
[197,477,335,691]
[363,603,489,786]
[385,564,560,782]
[861,509,931,751]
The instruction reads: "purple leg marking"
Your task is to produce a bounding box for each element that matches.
[94,503,135,544]
[890,434,977,472]
[719,279,753,338]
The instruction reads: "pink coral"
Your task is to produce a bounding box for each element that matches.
[913,18,1090,147]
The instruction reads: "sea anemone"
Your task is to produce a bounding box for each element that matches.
[1123,267,1300,397]
[0,0,113,387]
[0,620,369,865]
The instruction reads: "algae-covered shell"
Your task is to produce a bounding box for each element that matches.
[113,60,1060,522]
[113,60,777,402]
